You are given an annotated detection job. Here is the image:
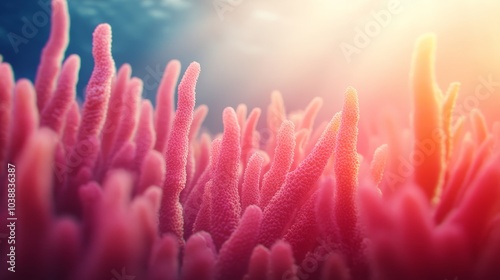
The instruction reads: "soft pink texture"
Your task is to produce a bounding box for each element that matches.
[243,245,271,280]
[471,108,488,145]
[181,232,216,280]
[134,100,157,173]
[241,153,264,211]
[283,190,319,262]
[215,205,262,280]
[299,97,323,131]
[265,91,287,158]
[72,23,115,180]
[442,82,459,161]
[236,104,248,137]
[159,62,200,242]
[258,109,341,248]
[241,107,261,166]
[101,63,131,160]
[259,120,295,208]
[269,240,296,280]
[148,235,179,280]
[320,254,351,280]
[155,60,181,153]
[110,77,142,160]
[1,2,500,280]
[0,63,14,167]
[210,108,242,249]
[193,180,213,234]
[62,101,80,149]
[9,79,39,161]
[34,0,70,112]
[411,34,445,201]
[77,24,114,141]
[184,138,220,238]
[316,176,337,243]
[370,144,388,187]
[333,88,361,255]
[434,136,474,223]
[16,128,57,278]
[41,55,81,135]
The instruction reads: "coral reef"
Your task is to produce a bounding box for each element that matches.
[1,0,499,280]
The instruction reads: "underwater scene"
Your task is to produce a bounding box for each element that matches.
[1,0,500,279]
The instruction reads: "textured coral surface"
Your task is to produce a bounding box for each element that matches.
[1,1,500,280]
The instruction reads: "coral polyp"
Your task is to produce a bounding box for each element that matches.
[1,1,499,280]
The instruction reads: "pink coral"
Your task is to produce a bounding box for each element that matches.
[1,1,500,280]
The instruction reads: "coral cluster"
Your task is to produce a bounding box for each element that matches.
[1,0,499,280]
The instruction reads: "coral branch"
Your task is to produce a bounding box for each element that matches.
[411,34,445,201]
[34,0,70,112]
[258,111,340,247]
[215,205,262,280]
[101,64,132,160]
[210,107,242,249]
[155,60,181,153]
[41,55,81,135]
[260,120,295,208]
[0,62,14,166]
[241,153,264,211]
[9,79,39,161]
[159,62,200,242]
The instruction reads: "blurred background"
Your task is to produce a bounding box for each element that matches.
[0,0,499,138]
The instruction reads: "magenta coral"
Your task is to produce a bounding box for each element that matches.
[241,153,264,211]
[0,62,14,168]
[159,61,200,242]
[101,63,132,161]
[40,54,81,135]
[210,107,242,249]
[259,120,295,208]
[34,0,70,112]
[1,1,500,280]
[215,205,262,280]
